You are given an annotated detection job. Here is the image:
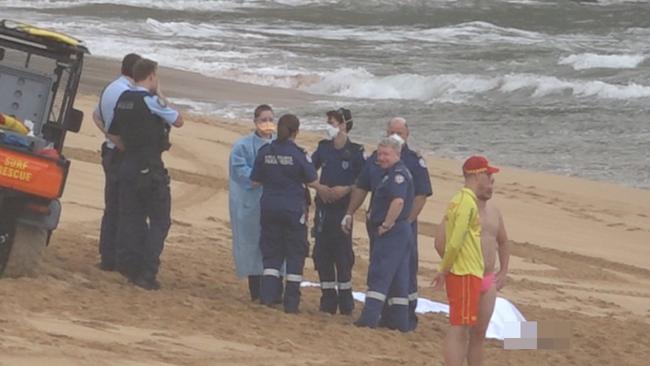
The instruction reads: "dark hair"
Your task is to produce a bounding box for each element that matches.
[132,58,158,82]
[277,114,300,142]
[326,108,353,132]
[121,53,142,78]
[254,104,273,119]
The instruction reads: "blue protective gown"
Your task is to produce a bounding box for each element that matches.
[228,132,272,278]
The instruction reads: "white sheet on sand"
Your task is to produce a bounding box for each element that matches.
[301,281,525,341]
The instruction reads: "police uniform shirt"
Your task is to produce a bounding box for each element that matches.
[368,161,414,226]
[94,75,132,149]
[108,86,179,137]
[250,140,318,213]
[311,139,365,207]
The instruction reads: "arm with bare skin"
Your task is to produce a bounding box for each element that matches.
[495,210,509,290]
[92,109,106,134]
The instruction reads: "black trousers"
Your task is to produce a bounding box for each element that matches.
[99,143,122,266]
[116,157,171,279]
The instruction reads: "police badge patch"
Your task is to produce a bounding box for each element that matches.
[419,158,426,168]
[341,161,349,170]
[395,174,405,184]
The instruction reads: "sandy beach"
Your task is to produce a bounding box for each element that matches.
[0,58,649,366]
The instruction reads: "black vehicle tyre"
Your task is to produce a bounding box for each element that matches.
[2,222,47,278]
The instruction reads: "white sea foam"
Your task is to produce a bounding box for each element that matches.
[1,0,253,11]
[559,53,646,70]
[0,0,549,11]
[169,98,252,119]
[307,69,650,101]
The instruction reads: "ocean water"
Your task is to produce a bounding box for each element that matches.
[2,0,649,188]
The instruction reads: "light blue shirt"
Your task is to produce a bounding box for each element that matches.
[95,75,132,149]
[132,85,180,126]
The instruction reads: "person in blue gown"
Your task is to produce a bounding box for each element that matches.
[229,104,276,301]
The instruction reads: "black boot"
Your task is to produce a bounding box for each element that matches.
[132,271,160,291]
[338,289,355,315]
[319,289,338,315]
[275,276,284,304]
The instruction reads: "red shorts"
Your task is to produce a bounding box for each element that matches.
[446,273,482,326]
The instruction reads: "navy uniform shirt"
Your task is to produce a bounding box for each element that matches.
[368,161,414,226]
[311,138,365,209]
[356,144,433,198]
[250,140,318,213]
[356,151,382,193]
[400,144,433,198]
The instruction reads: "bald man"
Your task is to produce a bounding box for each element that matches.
[434,172,509,366]
[344,117,433,331]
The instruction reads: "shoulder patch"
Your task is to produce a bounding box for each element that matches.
[395,174,405,184]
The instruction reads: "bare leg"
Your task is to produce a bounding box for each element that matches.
[444,325,470,366]
[468,286,497,366]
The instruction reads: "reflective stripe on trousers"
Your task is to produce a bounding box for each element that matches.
[263,268,281,277]
[387,297,409,306]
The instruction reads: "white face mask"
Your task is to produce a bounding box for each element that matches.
[325,124,340,140]
[388,133,404,145]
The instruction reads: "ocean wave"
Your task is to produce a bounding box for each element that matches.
[19,15,547,47]
[225,21,547,45]
[307,68,650,101]
[19,16,650,104]
[559,53,646,70]
[3,0,609,12]
[0,0,440,11]
[1,0,251,11]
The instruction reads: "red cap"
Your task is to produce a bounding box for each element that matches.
[463,155,500,175]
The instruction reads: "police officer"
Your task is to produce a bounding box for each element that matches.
[347,136,414,331]
[108,58,184,290]
[343,117,432,331]
[92,53,141,271]
[311,108,365,315]
[250,114,322,313]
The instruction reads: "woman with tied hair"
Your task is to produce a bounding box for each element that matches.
[250,114,324,313]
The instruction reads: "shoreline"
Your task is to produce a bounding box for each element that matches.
[83,56,648,191]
